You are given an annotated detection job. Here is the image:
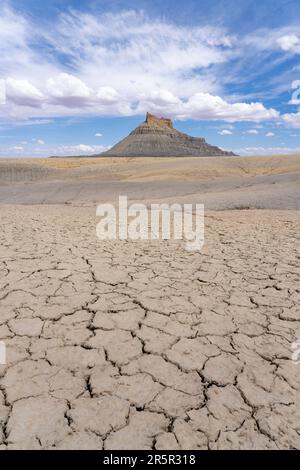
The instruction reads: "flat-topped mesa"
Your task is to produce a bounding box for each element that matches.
[102,112,237,157]
[145,112,173,129]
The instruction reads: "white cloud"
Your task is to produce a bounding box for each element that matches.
[140,89,181,107]
[177,93,279,122]
[277,34,300,53]
[5,78,44,107]
[0,5,283,124]
[18,119,53,126]
[219,129,233,135]
[36,139,45,145]
[46,73,91,107]
[67,144,97,153]
[237,146,300,155]
[246,129,258,134]
[96,87,120,104]
[2,76,280,123]
[4,5,300,129]
[283,112,300,128]
[49,144,109,155]
[95,133,102,137]
[0,142,109,157]
[0,6,61,93]
[52,10,232,97]
[266,132,275,137]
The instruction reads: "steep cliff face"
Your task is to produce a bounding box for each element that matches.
[144,112,173,129]
[102,113,236,157]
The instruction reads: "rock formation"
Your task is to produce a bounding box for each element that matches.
[102,112,236,157]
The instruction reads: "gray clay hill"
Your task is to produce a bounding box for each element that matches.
[102,112,236,157]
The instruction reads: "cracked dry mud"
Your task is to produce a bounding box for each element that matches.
[0,204,299,450]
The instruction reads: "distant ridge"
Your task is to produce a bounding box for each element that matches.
[101,112,236,157]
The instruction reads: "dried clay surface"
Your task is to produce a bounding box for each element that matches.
[0,205,299,450]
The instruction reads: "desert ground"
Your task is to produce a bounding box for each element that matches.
[0,155,299,450]
[0,155,300,209]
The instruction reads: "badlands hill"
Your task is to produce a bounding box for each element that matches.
[101,112,236,157]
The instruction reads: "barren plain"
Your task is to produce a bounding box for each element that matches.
[0,155,299,449]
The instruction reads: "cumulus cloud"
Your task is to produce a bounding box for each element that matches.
[141,89,180,107]
[277,34,300,53]
[266,132,275,137]
[283,112,300,128]
[219,129,233,135]
[246,129,258,134]
[5,78,44,107]
[96,87,120,104]
[46,73,91,107]
[95,133,102,137]
[2,77,280,123]
[177,93,279,122]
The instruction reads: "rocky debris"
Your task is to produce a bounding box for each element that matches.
[102,112,236,157]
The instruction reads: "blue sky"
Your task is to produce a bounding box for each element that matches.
[1,0,300,157]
